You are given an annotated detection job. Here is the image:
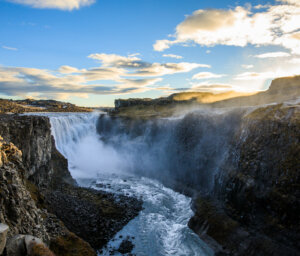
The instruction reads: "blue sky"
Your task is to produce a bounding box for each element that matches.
[0,0,299,106]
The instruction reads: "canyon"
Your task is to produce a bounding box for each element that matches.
[0,75,299,255]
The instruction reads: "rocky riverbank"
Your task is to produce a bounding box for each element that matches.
[0,114,142,255]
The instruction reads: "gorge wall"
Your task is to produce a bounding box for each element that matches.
[97,102,300,255]
[0,114,142,256]
[0,115,74,188]
[190,103,300,256]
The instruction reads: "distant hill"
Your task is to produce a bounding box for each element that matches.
[211,75,300,108]
[112,75,300,118]
[169,91,254,104]
[0,98,93,114]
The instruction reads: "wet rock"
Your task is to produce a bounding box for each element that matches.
[45,184,142,250]
[118,237,135,254]
[0,223,9,254]
[190,103,300,255]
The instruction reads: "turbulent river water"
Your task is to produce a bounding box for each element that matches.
[43,112,215,256]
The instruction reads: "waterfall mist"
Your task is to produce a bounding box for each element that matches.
[45,107,247,193]
[96,108,247,193]
[49,112,129,179]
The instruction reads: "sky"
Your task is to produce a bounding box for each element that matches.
[0,0,299,106]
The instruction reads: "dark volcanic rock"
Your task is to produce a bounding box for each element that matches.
[45,184,142,250]
[189,103,300,256]
[0,135,50,241]
[0,114,142,255]
[118,237,135,254]
[0,115,75,188]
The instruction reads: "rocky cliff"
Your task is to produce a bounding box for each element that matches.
[101,95,300,255]
[112,75,300,119]
[0,115,74,188]
[0,135,50,242]
[0,114,142,255]
[189,103,300,255]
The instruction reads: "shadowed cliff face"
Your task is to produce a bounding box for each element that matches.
[0,135,50,242]
[97,108,246,193]
[98,101,300,255]
[189,103,300,256]
[0,114,142,255]
[0,115,74,188]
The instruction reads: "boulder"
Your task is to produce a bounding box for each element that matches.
[6,234,26,256]
[0,223,9,254]
[25,235,44,255]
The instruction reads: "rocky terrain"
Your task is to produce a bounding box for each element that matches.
[112,75,300,119]
[0,99,92,114]
[189,103,300,255]
[103,75,300,255]
[0,115,142,255]
[0,75,299,256]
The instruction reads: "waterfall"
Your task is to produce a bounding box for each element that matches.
[49,112,99,157]
[28,111,219,255]
[46,112,127,179]
[96,108,246,192]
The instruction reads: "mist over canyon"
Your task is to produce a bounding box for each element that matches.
[0,76,299,256]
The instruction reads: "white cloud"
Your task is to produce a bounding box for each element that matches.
[133,62,209,77]
[6,0,95,10]
[288,58,300,64]
[88,53,141,67]
[58,65,81,74]
[189,82,233,92]
[153,40,175,51]
[253,51,291,58]
[192,72,225,80]
[153,1,300,54]
[0,53,209,99]
[235,67,300,81]
[162,54,183,59]
[277,0,300,6]
[234,71,275,81]
[242,64,254,69]
[2,45,18,51]
[88,53,209,77]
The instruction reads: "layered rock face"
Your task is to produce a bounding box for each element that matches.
[0,115,74,188]
[0,135,50,242]
[189,103,300,255]
[0,114,142,255]
[0,128,96,256]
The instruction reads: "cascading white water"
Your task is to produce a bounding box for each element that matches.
[31,112,214,256]
[48,112,127,179]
